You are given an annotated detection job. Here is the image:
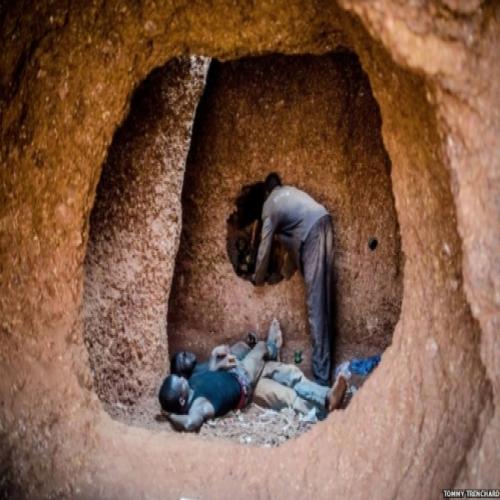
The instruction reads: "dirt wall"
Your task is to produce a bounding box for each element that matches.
[0,0,498,498]
[83,57,209,407]
[168,53,403,370]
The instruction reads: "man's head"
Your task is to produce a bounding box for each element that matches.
[158,374,190,414]
[170,351,197,378]
[264,172,282,196]
[233,181,266,228]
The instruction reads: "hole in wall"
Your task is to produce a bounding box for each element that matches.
[368,238,378,251]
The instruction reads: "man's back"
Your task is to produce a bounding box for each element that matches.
[261,185,328,268]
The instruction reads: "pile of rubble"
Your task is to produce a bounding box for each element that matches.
[199,404,314,447]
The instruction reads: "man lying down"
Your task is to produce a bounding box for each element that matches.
[158,320,348,432]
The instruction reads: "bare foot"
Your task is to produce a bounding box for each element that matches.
[266,318,283,360]
[326,375,348,412]
[267,319,283,349]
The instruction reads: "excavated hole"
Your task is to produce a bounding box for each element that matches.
[368,238,378,251]
[84,52,403,446]
[168,53,403,369]
[2,0,495,492]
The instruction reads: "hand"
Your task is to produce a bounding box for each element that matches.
[166,412,190,432]
[209,345,237,371]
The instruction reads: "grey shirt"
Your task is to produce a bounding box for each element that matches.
[254,186,328,285]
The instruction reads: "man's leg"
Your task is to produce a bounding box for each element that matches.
[261,361,329,408]
[253,378,313,415]
[302,215,334,386]
[240,341,269,386]
[229,341,251,361]
[240,320,282,386]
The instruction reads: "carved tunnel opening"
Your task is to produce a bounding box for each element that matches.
[2,0,496,493]
[83,52,403,442]
[168,53,403,373]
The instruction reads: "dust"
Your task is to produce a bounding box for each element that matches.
[106,379,359,447]
[107,397,314,446]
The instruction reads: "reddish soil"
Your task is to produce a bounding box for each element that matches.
[0,1,498,498]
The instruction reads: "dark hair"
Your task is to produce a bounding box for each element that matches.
[232,181,267,228]
[158,375,184,414]
[264,172,282,193]
[170,353,183,376]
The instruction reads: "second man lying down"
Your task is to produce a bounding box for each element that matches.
[159,320,347,432]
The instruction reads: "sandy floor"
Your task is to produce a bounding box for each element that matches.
[107,378,361,447]
[107,397,314,446]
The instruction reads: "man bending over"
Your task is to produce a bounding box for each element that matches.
[252,173,335,386]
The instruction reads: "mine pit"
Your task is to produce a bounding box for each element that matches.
[1,1,497,496]
[83,52,403,443]
[168,53,403,376]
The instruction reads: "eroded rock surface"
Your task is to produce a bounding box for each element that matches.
[83,57,209,407]
[0,0,498,498]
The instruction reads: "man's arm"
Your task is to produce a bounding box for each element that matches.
[167,397,215,432]
[253,216,275,286]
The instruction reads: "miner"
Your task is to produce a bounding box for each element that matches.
[158,320,283,432]
[169,321,347,419]
[252,173,335,386]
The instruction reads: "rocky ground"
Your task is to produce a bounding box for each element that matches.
[108,398,313,446]
[107,380,359,447]
[197,404,313,447]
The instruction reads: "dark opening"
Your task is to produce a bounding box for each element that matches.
[368,238,378,251]
[83,51,404,446]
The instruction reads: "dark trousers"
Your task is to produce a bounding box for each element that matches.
[301,215,334,386]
